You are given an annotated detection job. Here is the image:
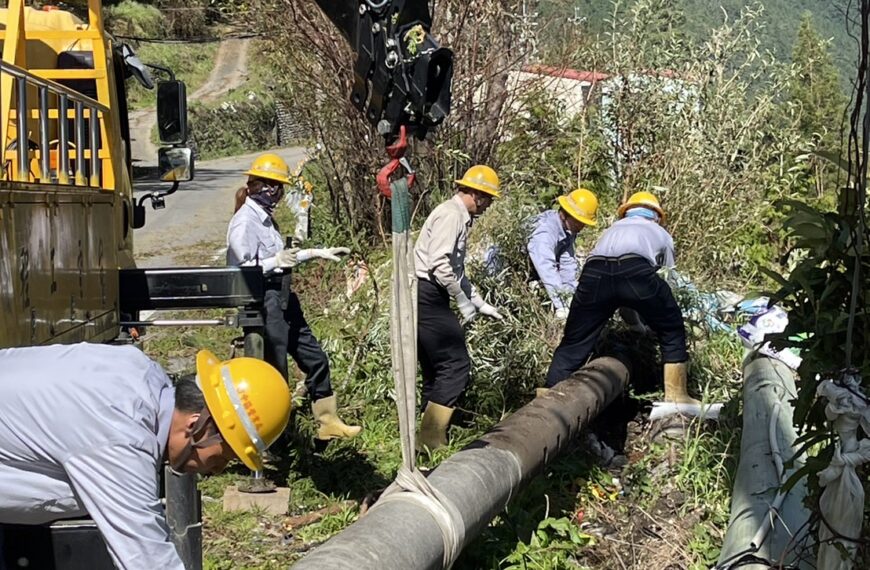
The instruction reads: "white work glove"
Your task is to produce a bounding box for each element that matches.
[274,247,299,268]
[297,247,351,263]
[455,292,477,323]
[479,303,504,320]
[657,266,680,291]
[554,307,569,321]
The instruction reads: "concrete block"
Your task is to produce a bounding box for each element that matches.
[222,485,291,516]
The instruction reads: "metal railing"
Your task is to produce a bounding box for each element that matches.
[1,60,110,187]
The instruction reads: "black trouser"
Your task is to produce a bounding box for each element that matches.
[417,279,471,408]
[545,257,688,387]
[263,288,333,401]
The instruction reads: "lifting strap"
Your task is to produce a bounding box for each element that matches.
[370,132,465,568]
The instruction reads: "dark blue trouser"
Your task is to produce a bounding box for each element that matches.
[545,257,687,387]
[263,288,333,401]
[417,279,471,408]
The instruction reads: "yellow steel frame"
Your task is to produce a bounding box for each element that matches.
[0,0,126,191]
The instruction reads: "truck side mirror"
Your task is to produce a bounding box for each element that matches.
[133,203,146,229]
[156,80,188,144]
[158,147,194,182]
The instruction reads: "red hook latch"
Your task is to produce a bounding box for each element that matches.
[376,126,416,198]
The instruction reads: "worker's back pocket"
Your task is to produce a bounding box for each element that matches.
[575,272,602,304]
[624,272,661,301]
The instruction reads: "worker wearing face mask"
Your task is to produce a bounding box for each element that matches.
[226,153,361,442]
[542,191,699,405]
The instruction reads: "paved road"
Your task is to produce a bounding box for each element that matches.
[132,147,307,267]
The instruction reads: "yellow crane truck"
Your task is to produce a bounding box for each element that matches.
[0,2,214,568]
[1,0,143,347]
[0,0,452,567]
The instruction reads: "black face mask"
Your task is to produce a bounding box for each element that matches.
[250,182,284,215]
[471,192,492,219]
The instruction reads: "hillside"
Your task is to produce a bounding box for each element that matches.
[544,0,854,82]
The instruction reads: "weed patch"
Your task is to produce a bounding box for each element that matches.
[105,1,164,38]
[125,42,219,110]
[138,193,745,568]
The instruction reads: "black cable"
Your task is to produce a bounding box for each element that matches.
[113,32,263,44]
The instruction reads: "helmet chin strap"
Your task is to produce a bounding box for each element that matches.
[168,407,224,476]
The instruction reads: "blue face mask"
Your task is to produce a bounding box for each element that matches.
[626,208,660,223]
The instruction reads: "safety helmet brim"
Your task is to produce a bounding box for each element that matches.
[245,169,291,186]
[455,178,500,198]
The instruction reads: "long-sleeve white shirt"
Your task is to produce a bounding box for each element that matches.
[414,195,483,305]
[226,197,284,273]
[0,343,183,570]
[527,210,579,310]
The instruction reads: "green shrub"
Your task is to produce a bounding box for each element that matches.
[157,0,210,39]
[188,96,277,160]
[125,42,219,110]
[105,0,165,38]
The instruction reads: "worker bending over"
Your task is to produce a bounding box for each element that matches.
[0,343,290,569]
[226,153,360,441]
[527,188,599,319]
[543,191,699,404]
[414,165,506,450]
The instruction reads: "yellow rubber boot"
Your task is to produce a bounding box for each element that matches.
[312,395,362,440]
[417,402,454,452]
[663,362,701,405]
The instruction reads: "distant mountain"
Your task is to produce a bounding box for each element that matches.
[543,0,855,84]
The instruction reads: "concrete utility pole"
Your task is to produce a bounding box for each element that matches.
[292,356,630,569]
[716,356,812,569]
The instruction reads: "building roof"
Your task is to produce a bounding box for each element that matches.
[521,65,610,83]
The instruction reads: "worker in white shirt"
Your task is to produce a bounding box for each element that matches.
[527,188,599,319]
[0,343,291,570]
[542,191,699,404]
[226,153,361,441]
[414,165,506,451]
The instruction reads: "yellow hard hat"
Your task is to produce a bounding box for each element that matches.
[557,188,598,226]
[195,350,292,471]
[245,153,291,185]
[455,164,501,197]
[617,191,665,221]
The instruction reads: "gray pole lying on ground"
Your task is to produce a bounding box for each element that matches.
[716,355,812,570]
[292,356,630,570]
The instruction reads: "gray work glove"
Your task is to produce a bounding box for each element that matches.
[455,292,477,323]
[274,247,299,268]
[478,303,504,320]
[554,307,569,321]
[297,247,351,263]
